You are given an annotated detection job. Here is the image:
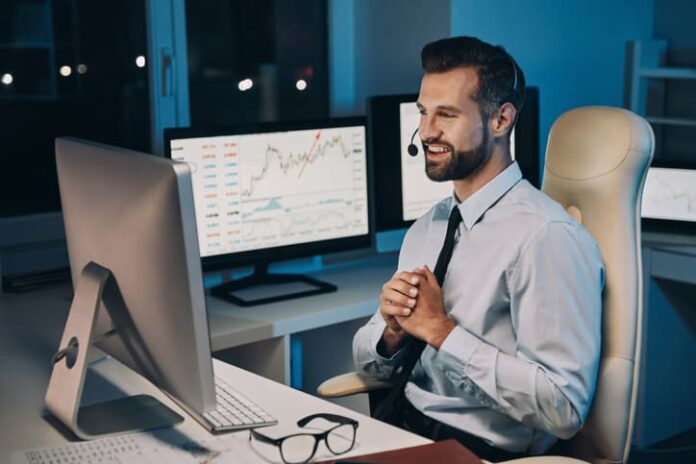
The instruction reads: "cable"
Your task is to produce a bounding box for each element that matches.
[51,328,118,364]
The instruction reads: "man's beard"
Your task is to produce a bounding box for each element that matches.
[424,124,491,182]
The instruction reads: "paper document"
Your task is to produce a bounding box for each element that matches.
[10,428,266,464]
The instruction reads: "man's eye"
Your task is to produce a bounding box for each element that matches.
[438,112,455,118]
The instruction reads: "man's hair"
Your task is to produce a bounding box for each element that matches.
[421,36,526,121]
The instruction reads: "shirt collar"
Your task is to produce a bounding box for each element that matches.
[446,161,523,230]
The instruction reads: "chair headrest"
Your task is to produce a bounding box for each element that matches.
[545,106,653,180]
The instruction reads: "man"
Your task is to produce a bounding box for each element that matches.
[353,36,604,461]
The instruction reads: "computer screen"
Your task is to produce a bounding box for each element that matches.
[52,137,215,435]
[164,118,371,305]
[370,88,539,230]
[641,160,696,233]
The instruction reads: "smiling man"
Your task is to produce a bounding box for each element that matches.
[353,37,604,461]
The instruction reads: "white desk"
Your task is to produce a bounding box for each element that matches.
[0,285,429,461]
[206,253,397,394]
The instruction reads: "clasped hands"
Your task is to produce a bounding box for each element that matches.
[378,265,455,356]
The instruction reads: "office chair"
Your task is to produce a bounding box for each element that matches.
[318,106,654,464]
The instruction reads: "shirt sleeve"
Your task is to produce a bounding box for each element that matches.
[352,218,428,379]
[433,221,604,439]
[352,311,406,380]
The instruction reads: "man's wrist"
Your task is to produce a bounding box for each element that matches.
[428,317,456,350]
[378,326,407,357]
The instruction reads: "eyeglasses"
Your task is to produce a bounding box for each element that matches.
[249,413,359,464]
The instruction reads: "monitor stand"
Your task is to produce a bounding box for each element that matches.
[210,263,337,306]
[45,262,183,440]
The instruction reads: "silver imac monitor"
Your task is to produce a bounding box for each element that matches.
[48,137,215,438]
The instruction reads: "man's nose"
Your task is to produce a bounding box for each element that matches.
[419,116,442,142]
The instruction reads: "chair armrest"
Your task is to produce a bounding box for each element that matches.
[316,371,392,398]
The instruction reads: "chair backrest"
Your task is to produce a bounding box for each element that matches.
[542,107,653,464]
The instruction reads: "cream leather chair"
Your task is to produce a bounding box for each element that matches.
[318,107,654,464]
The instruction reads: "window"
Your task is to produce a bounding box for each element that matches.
[185,0,328,127]
[0,0,150,217]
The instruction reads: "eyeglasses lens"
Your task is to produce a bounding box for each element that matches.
[280,434,317,464]
[326,423,356,454]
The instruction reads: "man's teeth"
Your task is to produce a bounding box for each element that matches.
[428,146,450,153]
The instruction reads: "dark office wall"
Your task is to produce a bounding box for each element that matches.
[654,0,696,65]
[328,0,450,116]
[329,0,655,169]
[450,0,654,166]
[353,0,450,113]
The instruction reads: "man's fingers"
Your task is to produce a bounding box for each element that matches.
[412,265,437,284]
[412,267,427,276]
[380,302,412,317]
[381,289,416,309]
[383,279,418,298]
[394,271,421,286]
[381,273,420,303]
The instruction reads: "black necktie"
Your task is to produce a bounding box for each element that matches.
[374,206,463,423]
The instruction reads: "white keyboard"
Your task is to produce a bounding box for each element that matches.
[196,375,277,433]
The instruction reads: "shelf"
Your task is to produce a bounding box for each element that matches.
[646,117,696,127]
[627,40,696,162]
[638,67,696,79]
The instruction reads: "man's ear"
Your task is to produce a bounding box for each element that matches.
[491,102,517,137]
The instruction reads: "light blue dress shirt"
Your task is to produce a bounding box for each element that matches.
[353,162,604,454]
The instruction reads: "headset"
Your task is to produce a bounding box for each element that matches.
[407,53,520,157]
[407,128,419,156]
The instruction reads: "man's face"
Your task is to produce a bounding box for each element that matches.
[416,67,492,182]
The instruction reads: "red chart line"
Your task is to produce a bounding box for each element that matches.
[297,130,322,178]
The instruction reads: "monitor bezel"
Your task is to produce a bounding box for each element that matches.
[368,88,540,232]
[164,117,373,271]
[641,158,696,235]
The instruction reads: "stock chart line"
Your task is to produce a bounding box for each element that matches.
[298,131,321,178]
[241,134,352,198]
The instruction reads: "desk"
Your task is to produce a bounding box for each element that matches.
[0,284,430,461]
[634,234,696,447]
[206,253,397,401]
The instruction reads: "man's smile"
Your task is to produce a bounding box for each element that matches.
[424,143,453,160]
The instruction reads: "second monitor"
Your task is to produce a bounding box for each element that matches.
[165,118,371,306]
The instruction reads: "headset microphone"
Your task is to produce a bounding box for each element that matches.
[407,128,419,156]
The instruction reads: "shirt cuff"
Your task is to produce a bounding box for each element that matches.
[435,325,481,380]
[368,317,405,364]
